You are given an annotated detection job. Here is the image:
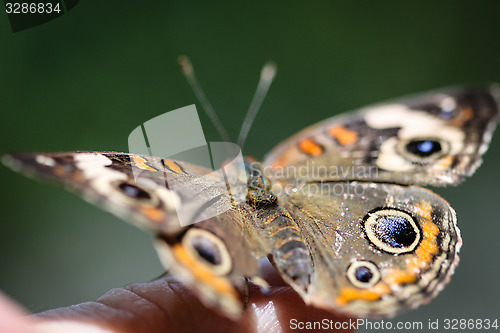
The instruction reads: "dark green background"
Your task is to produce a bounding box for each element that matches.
[1,1,499,331]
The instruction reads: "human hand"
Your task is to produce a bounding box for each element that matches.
[0,263,356,333]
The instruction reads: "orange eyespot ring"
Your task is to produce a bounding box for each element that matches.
[182,228,232,276]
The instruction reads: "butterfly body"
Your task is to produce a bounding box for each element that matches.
[4,85,498,319]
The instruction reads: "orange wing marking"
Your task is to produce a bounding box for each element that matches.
[132,156,157,172]
[450,107,474,126]
[172,244,238,297]
[298,138,324,156]
[163,160,186,175]
[328,126,359,146]
[140,206,165,222]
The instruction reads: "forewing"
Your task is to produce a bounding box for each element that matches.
[264,86,499,186]
[3,151,267,318]
[3,151,229,232]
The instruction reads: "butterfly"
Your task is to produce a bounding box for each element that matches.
[3,58,498,320]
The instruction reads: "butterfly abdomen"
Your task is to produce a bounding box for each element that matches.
[243,161,313,289]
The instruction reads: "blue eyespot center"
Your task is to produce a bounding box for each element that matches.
[373,215,417,249]
[355,266,374,283]
[406,140,442,157]
[347,261,380,288]
[364,209,421,254]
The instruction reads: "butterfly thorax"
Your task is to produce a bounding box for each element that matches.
[244,160,277,207]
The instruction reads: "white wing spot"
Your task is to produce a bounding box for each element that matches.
[74,154,113,178]
[440,96,457,113]
[35,155,56,167]
[365,105,464,172]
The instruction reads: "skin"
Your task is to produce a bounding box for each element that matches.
[0,262,356,333]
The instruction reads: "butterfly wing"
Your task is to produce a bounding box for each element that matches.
[4,151,225,231]
[258,181,461,318]
[154,206,266,319]
[264,86,499,186]
[3,151,266,318]
[258,86,496,317]
[5,85,497,320]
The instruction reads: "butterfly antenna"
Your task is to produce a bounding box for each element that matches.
[178,55,232,142]
[237,61,277,149]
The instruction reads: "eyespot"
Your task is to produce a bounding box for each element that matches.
[405,140,442,157]
[363,208,421,255]
[347,261,380,288]
[118,182,152,199]
[182,228,232,275]
[398,137,450,163]
[112,180,159,206]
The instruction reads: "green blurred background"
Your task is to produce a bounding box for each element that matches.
[1,1,499,331]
